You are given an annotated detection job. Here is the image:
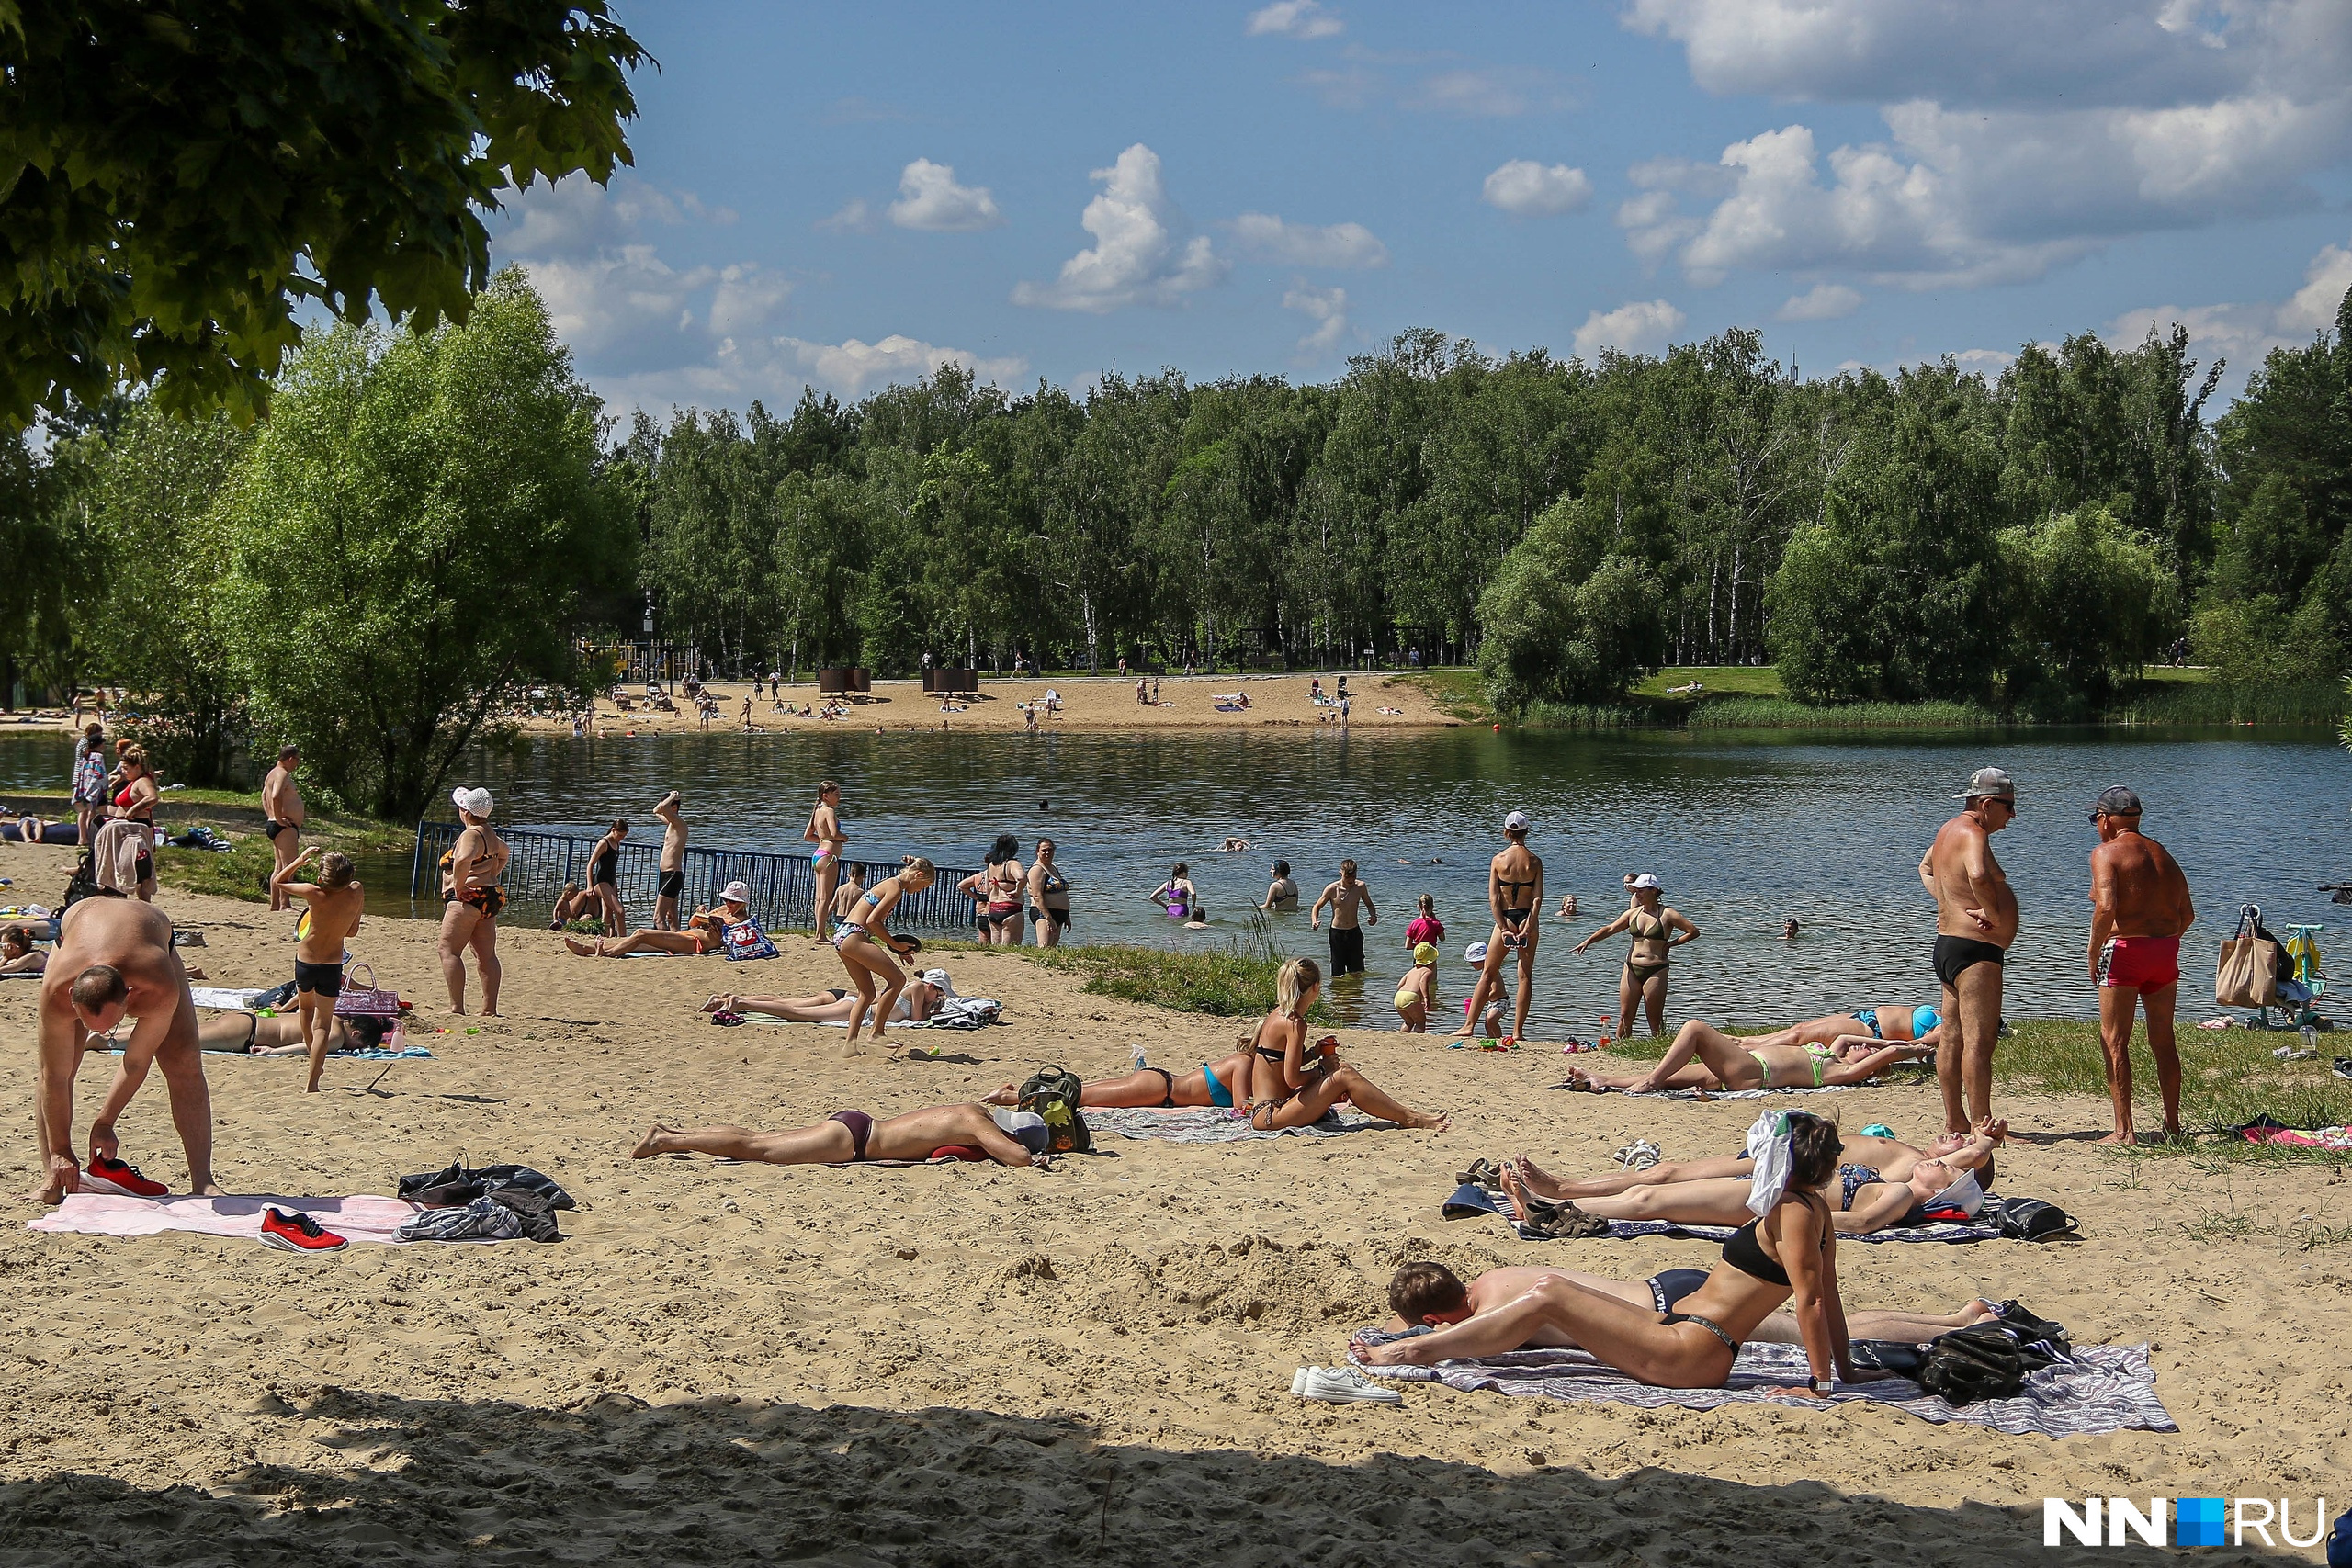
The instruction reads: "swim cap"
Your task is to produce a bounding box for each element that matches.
[1412,942,1438,964]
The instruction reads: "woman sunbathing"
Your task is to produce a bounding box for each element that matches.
[1248,957,1452,1132]
[632,1101,1052,1168]
[1512,1120,2004,1206]
[1736,1003,1945,1053]
[565,909,728,957]
[983,1044,1261,1111]
[1499,1142,1988,1237]
[0,923,48,975]
[1559,1016,1935,1094]
[701,971,951,1024]
[1359,1112,1877,1397]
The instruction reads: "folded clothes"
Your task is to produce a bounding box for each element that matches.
[1351,1333,2176,1436]
[1091,1106,1393,1143]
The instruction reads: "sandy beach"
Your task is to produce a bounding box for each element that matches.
[3,843,2346,1563]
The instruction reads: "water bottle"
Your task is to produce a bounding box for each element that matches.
[1132,1043,1148,1072]
[2302,1022,2319,1056]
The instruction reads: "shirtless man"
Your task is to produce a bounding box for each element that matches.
[33,898,219,1202]
[1454,811,1542,1040]
[804,781,845,936]
[1310,859,1377,976]
[652,791,689,931]
[1921,767,2020,1139]
[2086,785,2196,1144]
[260,744,305,912]
[271,847,364,1093]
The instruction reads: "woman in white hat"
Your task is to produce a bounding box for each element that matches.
[1576,873,1698,1042]
[438,787,509,1015]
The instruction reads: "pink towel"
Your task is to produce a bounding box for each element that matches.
[28,1191,420,1246]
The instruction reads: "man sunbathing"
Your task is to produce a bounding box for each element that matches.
[633,1102,1053,1168]
[1560,1016,1937,1094]
[981,1044,1261,1111]
[700,970,952,1024]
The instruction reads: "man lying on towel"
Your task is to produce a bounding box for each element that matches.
[633,1102,1055,1168]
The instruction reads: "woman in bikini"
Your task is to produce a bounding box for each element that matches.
[1577,874,1696,1040]
[585,818,628,934]
[702,971,949,1024]
[107,745,160,899]
[1497,1142,1989,1238]
[803,781,845,936]
[437,786,509,1016]
[1508,1120,2004,1206]
[1027,837,1072,948]
[1148,863,1204,926]
[1360,1112,1881,1400]
[1,923,48,974]
[1734,1003,1947,1055]
[985,1042,1262,1111]
[1248,957,1452,1132]
[633,1100,1054,1169]
[831,855,935,1050]
[564,909,728,957]
[973,834,1025,948]
[1453,812,1542,1041]
[1561,1016,1935,1094]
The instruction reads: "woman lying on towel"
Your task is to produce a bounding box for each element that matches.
[632,1101,1053,1168]
[564,910,728,957]
[1559,1015,1938,1094]
[982,1044,1264,1111]
[0,923,48,975]
[1514,1119,2003,1204]
[1249,957,1453,1133]
[1358,1112,1879,1395]
[700,970,952,1024]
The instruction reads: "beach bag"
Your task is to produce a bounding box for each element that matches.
[1015,1065,1091,1155]
[1996,1197,2079,1241]
[720,919,779,962]
[333,962,402,1020]
[1916,1324,2033,1404]
[2217,905,2280,1009]
[62,851,118,910]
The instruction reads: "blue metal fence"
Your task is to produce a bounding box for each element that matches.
[410,822,980,930]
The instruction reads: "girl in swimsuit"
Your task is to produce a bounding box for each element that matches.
[1148,863,1203,925]
[1393,942,1439,1032]
[438,786,509,1015]
[975,834,1025,948]
[586,818,628,935]
[831,855,935,1051]
[1247,958,1452,1132]
[1026,838,1072,948]
[1453,813,1542,1041]
[1576,874,1697,1040]
[1563,1017,1935,1095]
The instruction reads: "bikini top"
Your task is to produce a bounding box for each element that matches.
[1629,908,1671,942]
[1037,866,1067,895]
[1722,1205,1828,1288]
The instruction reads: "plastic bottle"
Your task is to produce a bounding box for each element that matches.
[1131,1043,1148,1072]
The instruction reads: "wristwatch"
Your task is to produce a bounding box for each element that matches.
[1809,1375,1835,1397]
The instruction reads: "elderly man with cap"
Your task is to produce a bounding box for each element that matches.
[1919,766,2018,1139]
[2086,785,2195,1144]
[1453,809,1544,1042]
[438,785,508,1016]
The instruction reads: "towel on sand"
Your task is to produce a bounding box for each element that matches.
[1091,1106,1395,1143]
[188,987,270,1010]
[1351,1332,2173,1436]
[28,1192,423,1246]
[1446,1180,2004,1244]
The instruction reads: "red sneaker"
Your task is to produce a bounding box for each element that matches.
[258,1207,347,1252]
[84,1153,168,1198]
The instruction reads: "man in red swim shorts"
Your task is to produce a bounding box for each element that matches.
[2087,786,2195,1145]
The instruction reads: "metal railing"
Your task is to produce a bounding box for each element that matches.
[410,822,980,930]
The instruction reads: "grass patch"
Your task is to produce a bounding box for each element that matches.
[2107,678,2345,727]
[1012,912,1332,1021]
[1630,665,1788,700]
[1521,700,1651,729]
[153,816,415,905]
[1686,696,2005,729]
[1385,670,1490,723]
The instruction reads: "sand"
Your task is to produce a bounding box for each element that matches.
[4,843,2347,1564]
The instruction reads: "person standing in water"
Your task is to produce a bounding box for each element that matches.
[2086,785,2194,1145]
[1577,874,1697,1040]
[1027,838,1072,947]
[269,847,364,1093]
[1454,812,1543,1041]
[1260,860,1299,912]
[805,781,846,938]
[261,744,306,913]
[1921,767,2020,1138]
[1148,863,1204,926]
[1310,859,1377,976]
[651,791,688,931]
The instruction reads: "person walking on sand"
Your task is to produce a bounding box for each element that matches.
[71,723,108,847]
[805,780,846,937]
[1922,767,2019,1138]
[33,897,219,1203]
[652,791,689,931]
[261,744,306,912]
[831,856,936,1052]
[1455,812,1543,1041]
[1311,859,1378,976]
[438,787,508,1017]
[270,847,364,1093]
[2086,786,2195,1145]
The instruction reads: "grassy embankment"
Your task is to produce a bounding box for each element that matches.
[0,787,412,905]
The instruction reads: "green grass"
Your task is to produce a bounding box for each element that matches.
[1685,696,2004,729]
[2107,678,2345,727]
[153,816,415,904]
[1521,700,1652,729]
[1385,670,1490,723]
[1629,665,1788,700]
[1011,913,1333,1021]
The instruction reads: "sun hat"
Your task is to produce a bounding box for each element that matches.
[1630,873,1661,890]
[1956,766,2016,803]
[1412,942,1438,964]
[1503,810,1531,832]
[923,967,956,997]
[719,879,752,904]
[450,786,494,818]
[1926,1168,1985,1217]
[2088,784,2142,820]
[1464,941,1489,964]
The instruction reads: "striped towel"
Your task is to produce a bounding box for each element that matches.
[1091,1106,1394,1143]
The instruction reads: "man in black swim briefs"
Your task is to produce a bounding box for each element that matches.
[1921,766,2020,1143]
[652,791,689,931]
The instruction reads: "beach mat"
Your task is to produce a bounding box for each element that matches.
[1351,1333,2175,1436]
[1092,1106,1396,1143]
[28,1191,422,1247]
[1444,1180,2004,1244]
[188,987,271,1010]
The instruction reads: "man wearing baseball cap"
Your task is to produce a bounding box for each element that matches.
[2086,785,2195,1144]
[1919,766,2019,1139]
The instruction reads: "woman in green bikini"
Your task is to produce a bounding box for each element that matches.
[1561,1015,1937,1094]
[1576,874,1697,1040]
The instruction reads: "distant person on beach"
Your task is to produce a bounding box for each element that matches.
[587,818,628,933]
[1310,859,1377,976]
[1149,863,1204,926]
[1576,874,1696,1040]
[437,787,507,1016]
[34,897,218,1203]
[107,745,159,900]
[2086,785,2195,1145]
[831,856,936,1050]
[652,791,688,931]
[830,861,867,922]
[1405,894,1444,951]
[1027,838,1071,947]
[1922,767,2019,1137]
[634,1101,1056,1168]
[1260,860,1298,912]
[1394,942,1440,1031]
[71,723,107,846]
[805,781,846,937]
[269,847,364,1093]
[1247,956,1449,1131]
[261,744,307,911]
[702,968,953,1025]
[1455,812,1542,1041]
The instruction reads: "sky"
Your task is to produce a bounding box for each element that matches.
[485,0,2352,420]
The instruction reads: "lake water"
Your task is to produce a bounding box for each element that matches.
[6,726,2344,1035]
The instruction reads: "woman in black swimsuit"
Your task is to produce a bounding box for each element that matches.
[1454,811,1542,1041]
[587,818,628,934]
[1247,958,1452,1133]
[1360,1112,1878,1400]
[1026,837,1072,948]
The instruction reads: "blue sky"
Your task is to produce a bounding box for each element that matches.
[489,1,2352,417]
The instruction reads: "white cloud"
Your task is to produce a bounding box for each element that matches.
[2102,231,2352,403]
[1012,144,1228,312]
[1776,282,1863,321]
[1283,282,1351,359]
[492,175,734,261]
[815,197,876,234]
[1227,212,1388,267]
[887,159,1005,232]
[1573,299,1687,358]
[1248,0,1343,40]
[1481,160,1593,217]
[764,335,1026,400]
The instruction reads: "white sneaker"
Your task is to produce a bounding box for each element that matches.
[1290,1366,1317,1395]
[1299,1365,1403,1404]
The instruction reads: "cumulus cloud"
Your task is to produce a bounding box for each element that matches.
[492,174,734,261]
[1776,282,1863,321]
[1248,0,1343,39]
[1573,299,1687,359]
[1481,160,1593,217]
[1227,212,1388,267]
[815,197,877,234]
[888,159,1005,232]
[1283,282,1351,359]
[765,335,1027,399]
[1012,144,1228,312]
[2102,231,2352,402]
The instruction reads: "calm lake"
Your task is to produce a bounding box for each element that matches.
[6,725,2344,1036]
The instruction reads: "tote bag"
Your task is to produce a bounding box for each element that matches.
[2215,905,2278,1010]
[334,961,403,1019]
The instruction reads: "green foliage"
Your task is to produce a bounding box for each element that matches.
[1476,536,1669,713]
[1020,939,1330,1021]
[0,428,86,698]
[213,270,628,818]
[0,1,644,428]
[2189,595,2344,690]
[1685,697,2001,729]
[2114,677,2344,727]
[2001,506,2173,716]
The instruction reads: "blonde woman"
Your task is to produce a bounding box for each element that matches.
[1247,957,1451,1132]
[831,855,935,1049]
